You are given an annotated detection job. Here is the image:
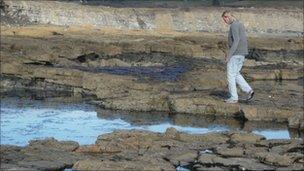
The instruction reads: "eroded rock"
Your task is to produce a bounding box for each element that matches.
[256,152,295,166]
[28,138,79,152]
[198,153,273,170]
[215,146,244,157]
[165,150,197,166]
[229,132,265,143]
[1,129,304,171]
[72,159,175,171]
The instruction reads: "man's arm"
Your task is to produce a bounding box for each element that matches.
[227,23,240,61]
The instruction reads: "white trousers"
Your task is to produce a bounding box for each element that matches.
[227,55,252,100]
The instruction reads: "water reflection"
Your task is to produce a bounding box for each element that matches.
[1,93,301,147]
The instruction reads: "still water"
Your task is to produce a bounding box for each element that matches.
[0,94,295,146]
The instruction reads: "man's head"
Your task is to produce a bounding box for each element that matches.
[222,10,235,24]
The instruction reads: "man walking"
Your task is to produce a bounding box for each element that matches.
[222,10,254,103]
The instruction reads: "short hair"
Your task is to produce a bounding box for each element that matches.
[222,10,231,17]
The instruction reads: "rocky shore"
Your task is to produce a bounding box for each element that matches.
[1,128,303,170]
[1,24,303,130]
[0,0,303,170]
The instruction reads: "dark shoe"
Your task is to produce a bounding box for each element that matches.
[246,90,254,101]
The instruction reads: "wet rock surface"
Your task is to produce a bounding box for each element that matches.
[1,128,303,171]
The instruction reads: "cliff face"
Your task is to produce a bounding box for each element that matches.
[3,0,303,36]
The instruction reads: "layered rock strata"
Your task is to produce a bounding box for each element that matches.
[1,129,303,171]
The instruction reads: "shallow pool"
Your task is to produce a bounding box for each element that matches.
[0,96,295,146]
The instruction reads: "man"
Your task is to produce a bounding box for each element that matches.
[222,10,254,103]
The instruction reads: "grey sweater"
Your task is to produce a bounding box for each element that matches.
[228,20,248,59]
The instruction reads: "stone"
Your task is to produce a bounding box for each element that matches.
[72,159,175,171]
[1,131,303,171]
[17,160,66,171]
[215,146,244,157]
[194,165,225,171]
[164,127,181,140]
[214,157,273,170]
[198,154,273,170]
[270,139,303,154]
[94,129,183,158]
[276,164,304,171]
[256,152,295,166]
[0,145,26,163]
[168,94,240,116]
[179,132,229,144]
[244,146,268,158]
[19,139,86,168]
[242,105,293,122]
[0,163,37,171]
[230,132,265,143]
[257,139,293,148]
[165,150,197,166]
[198,154,217,165]
[288,112,304,129]
[28,138,79,152]
[22,148,84,167]
[75,145,104,153]
[285,152,304,164]
[101,90,170,112]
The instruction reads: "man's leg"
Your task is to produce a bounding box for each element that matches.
[236,75,252,93]
[227,56,238,100]
[236,56,252,93]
